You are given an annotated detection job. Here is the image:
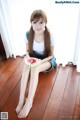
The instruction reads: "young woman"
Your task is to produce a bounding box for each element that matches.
[15,9,57,118]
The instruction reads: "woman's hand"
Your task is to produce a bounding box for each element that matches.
[40,55,53,64]
[37,59,42,65]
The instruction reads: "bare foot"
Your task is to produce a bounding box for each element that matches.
[15,103,23,114]
[15,97,27,114]
[18,100,32,118]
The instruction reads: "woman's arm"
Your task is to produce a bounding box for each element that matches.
[26,43,30,58]
[40,46,54,64]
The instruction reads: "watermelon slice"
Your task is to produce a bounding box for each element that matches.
[27,58,37,64]
[24,57,39,68]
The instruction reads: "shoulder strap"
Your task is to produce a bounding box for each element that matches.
[26,32,28,39]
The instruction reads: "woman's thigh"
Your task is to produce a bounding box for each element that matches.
[37,61,51,73]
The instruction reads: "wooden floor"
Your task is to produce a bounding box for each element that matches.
[0,57,80,120]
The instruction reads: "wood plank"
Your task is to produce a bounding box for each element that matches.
[42,66,70,120]
[11,113,22,120]
[27,66,59,120]
[0,58,23,111]
[0,57,22,91]
[2,80,26,120]
[2,80,21,120]
[0,58,11,76]
[58,67,80,120]
[73,72,80,120]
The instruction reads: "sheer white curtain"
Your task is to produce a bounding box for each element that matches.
[0,0,26,58]
[0,0,16,58]
[0,0,80,72]
[73,9,80,72]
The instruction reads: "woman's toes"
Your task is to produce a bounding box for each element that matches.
[18,102,32,118]
[15,104,23,114]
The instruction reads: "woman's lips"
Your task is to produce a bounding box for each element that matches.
[35,29,41,31]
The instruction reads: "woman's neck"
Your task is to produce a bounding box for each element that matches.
[34,33,44,42]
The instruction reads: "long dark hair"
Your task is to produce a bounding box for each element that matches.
[28,10,52,58]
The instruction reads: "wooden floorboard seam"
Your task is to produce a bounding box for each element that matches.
[57,67,71,119]
[42,66,60,120]
[0,58,22,91]
[1,77,21,112]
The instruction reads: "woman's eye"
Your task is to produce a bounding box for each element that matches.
[40,22,43,24]
[33,21,37,24]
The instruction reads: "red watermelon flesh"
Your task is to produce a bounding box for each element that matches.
[27,58,37,64]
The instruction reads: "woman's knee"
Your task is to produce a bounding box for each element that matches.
[23,63,30,70]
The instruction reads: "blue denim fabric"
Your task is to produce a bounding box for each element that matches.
[44,56,57,73]
[50,56,57,67]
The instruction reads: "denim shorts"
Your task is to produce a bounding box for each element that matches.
[29,51,57,72]
[44,56,57,73]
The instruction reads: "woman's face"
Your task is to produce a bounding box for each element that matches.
[31,18,46,34]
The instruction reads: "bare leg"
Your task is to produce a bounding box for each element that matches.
[16,63,30,114]
[18,62,51,118]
